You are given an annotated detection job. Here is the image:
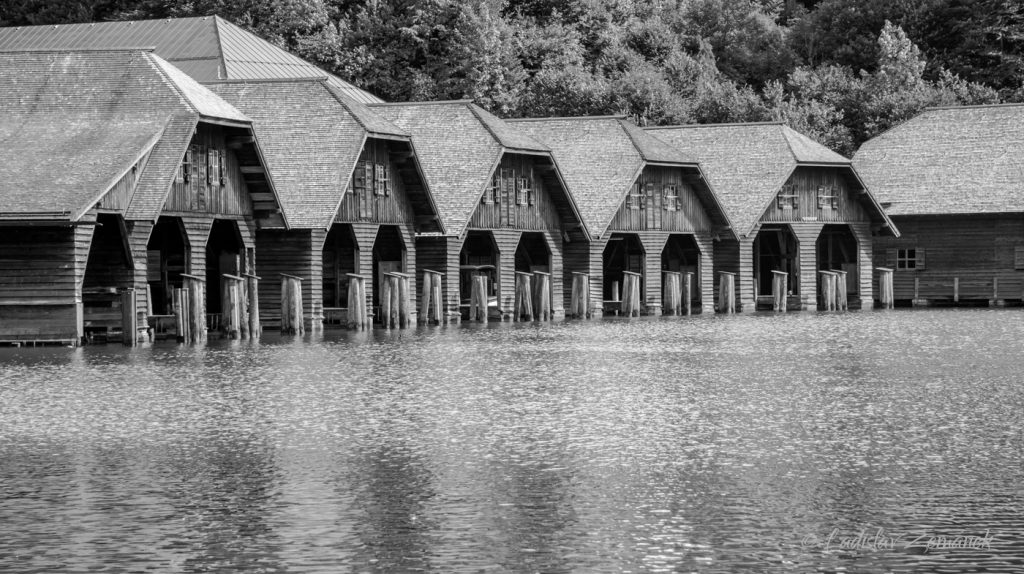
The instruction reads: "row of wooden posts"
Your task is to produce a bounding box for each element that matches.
[120,267,903,346]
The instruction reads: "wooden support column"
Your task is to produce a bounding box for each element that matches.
[639,233,668,316]
[542,229,565,318]
[222,274,245,339]
[849,223,874,310]
[588,237,606,318]
[683,272,693,315]
[954,276,960,303]
[737,238,756,312]
[990,276,1004,307]
[818,270,837,311]
[491,229,522,320]
[351,223,378,325]
[173,287,189,343]
[469,272,489,323]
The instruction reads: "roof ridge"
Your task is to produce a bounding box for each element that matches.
[0,46,156,53]
[507,115,629,122]
[368,99,474,107]
[211,14,227,81]
[778,125,802,164]
[925,102,1024,112]
[646,121,784,130]
[204,76,328,85]
[616,118,651,162]
[467,103,506,147]
[318,80,373,133]
[146,52,201,117]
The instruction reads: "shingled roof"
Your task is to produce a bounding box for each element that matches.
[371,101,556,235]
[853,104,1024,216]
[647,122,893,237]
[0,49,255,221]
[209,78,434,230]
[0,15,382,104]
[512,116,734,238]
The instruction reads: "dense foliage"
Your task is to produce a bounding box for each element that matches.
[3,0,1019,155]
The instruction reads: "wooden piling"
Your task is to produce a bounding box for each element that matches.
[570,272,589,319]
[514,271,534,321]
[121,288,137,346]
[684,272,693,316]
[818,270,837,311]
[419,269,443,325]
[611,280,620,302]
[173,287,188,343]
[771,270,788,312]
[876,267,894,309]
[182,274,207,343]
[534,271,551,321]
[831,270,849,311]
[469,273,489,323]
[244,273,261,338]
[397,273,412,328]
[222,274,245,339]
[663,271,682,316]
[954,276,959,303]
[718,271,735,314]
[346,273,368,330]
[279,273,304,335]
[381,273,393,328]
[621,271,642,317]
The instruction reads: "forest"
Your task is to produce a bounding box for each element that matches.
[2,0,1022,155]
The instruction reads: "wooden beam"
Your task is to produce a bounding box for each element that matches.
[239,165,266,174]
[227,136,255,149]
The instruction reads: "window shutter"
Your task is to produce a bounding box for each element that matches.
[180,148,193,183]
[916,248,925,270]
[885,248,897,268]
[354,162,367,192]
[207,148,215,185]
[515,177,524,205]
[217,150,225,185]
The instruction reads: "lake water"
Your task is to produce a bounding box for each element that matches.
[1,309,1023,573]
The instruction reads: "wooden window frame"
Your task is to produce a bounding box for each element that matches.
[663,184,678,211]
[627,182,644,210]
[373,163,389,196]
[896,247,925,270]
[179,147,193,184]
[483,172,498,204]
[777,184,798,210]
[816,185,837,210]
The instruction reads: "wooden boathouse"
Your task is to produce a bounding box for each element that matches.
[373,101,589,320]
[512,116,734,316]
[209,78,441,328]
[854,104,1024,306]
[0,49,283,345]
[648,123,897,311]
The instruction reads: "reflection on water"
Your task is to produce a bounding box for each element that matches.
[2,309,1023,573]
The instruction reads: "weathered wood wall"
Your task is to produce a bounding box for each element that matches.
[760,167,870,224]
[468,155,564,231]
[336,139,417,225]
[0,221,94,342]
[256,229,324,326]
[163,124,254,216]
[874,214,1024,303]
[607,167,712,232]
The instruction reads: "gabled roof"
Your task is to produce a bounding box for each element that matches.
[511,116,734,238]
[647,122,892,237]
[371,101,553,235]
[0,49,250,221]
[0,15,382,104]
[853,104,1024,216]
[209,78,432,230]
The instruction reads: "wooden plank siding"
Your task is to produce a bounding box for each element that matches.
[468,155,564,231]
[162,124,254,216]
[490,229,522,313]
[637,233,669,314]
[415,235,462,314]
[694,233,715,313]
[98,148,153,212]
[874,214,1024,304]
[607,167,711,232]
[336,139,418,225]
[760,167,870,224]
[849,222,874,309]
[0,221,94,342]
[255,229,324,326]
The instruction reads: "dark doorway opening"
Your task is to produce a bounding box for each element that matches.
[753,225,799,298]
[205,219,243,314]
[602,233,644,302]
[146,216,188,315]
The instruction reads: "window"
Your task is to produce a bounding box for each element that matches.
[776,184,798,210]
[663,184,679,211]
[483,172,498,204]
[516,175,532,206]
[207,149,222,186]
[627,182,644,210]
[373,163,389,196]
[816,185,837,209]
[178,147,193,184]
[897,248,925,270]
